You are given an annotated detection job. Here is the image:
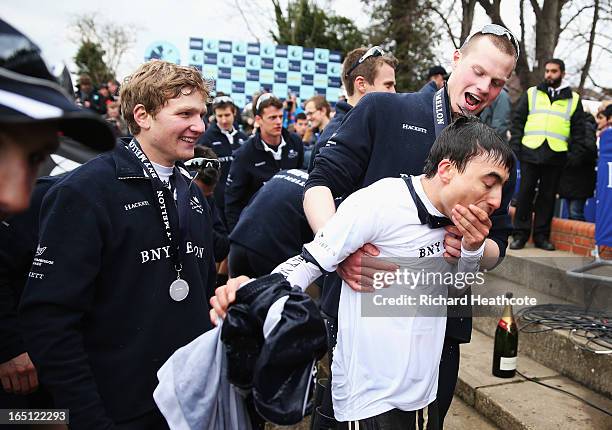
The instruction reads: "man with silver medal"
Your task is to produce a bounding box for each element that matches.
[20,60,217,430]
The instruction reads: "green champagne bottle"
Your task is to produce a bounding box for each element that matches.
[492,292,518,378]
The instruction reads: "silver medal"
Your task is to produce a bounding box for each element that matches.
[169,278,189,301]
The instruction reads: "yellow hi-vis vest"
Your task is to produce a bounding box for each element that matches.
[521,86,579,152]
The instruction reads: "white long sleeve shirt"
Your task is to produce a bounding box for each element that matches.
[274,175,484,421]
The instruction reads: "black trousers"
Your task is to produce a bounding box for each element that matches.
[337,402,439,430]
[513,161,563,242]
[228,243,276,278]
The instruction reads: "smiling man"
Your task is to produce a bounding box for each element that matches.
[302,24,519,427]
[19,60,217,429]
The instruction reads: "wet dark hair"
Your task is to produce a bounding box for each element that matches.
[193,146,220,186]
[423,115,514,178]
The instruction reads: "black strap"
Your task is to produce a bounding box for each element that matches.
[402,176,453,229]
[432,85,451,139]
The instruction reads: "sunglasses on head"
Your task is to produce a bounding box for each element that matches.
[255,92,279,114]
[184,157,221,171]
[466,24,520,61]
[212,95,234,106]
[344,46,385,78]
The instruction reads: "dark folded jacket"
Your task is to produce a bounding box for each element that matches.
[221,274,327,425]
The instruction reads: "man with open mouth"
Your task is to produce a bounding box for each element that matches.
[302,24,519,429]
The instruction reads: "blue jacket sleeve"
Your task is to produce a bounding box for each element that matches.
[19,184,115,430]
[224,150,252,232]
[487,157,517,266]
[0,221,28,363]
[305,95,377,197]
[510,93,529,157]
[208,197,229,262]
[489,91,511,139]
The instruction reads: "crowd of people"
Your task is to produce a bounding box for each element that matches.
[1,14,612,430]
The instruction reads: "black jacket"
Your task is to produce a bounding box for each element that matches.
[308,100,352,172]
[306,88,516,343]
[19,144,216,429]
[197,122,247,217]
[221,273,326,425]
[559,114,598,199]
[225,129,304,231]
[0,176,60,364]
[229,169,313,265]
[510,82,585,166]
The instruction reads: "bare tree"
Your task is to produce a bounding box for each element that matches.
[578,0,600,94]
[428,0,476,49]
[70,13,137,78]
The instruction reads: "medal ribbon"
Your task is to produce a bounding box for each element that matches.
[125,139,191,273]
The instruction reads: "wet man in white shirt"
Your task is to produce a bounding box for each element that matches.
[211,116,514,429]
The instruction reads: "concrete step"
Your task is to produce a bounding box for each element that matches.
[444,396,499,430]
[492,246,612,310]
[472,273,612,397]
[457,329,612,430]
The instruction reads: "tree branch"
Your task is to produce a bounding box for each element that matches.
[529,0,542,19]
[560,4,594,34]
[428,5,459,48]
[233,0,260,43]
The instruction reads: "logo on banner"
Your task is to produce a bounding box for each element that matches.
[219,40,232,52]
[247,43,260,55]
[190,38,203,50]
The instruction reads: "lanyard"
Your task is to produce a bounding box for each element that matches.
[432,85,451,139]
[125,139,191,273]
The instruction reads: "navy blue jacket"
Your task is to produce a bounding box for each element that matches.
[229,169,313,265]
[225,129,304,232]
[197,122,247,219]
[306,89,516,343]
[0,176,60,364]
[308,100,352,172]
[419,80,438,96]
[207,195,230,262]
[19,144,216,429]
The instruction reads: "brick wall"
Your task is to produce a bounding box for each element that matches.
[550,218,612,259]
[508,206,611,258]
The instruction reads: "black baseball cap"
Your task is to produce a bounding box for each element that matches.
[0,19,115,152]
[427,66,447,79]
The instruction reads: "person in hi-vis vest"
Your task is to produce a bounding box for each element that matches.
[509,58,585,250]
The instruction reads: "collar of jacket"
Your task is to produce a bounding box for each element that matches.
[210,121,237,138]
[253,128,292,152]
[537,81,572,100]
[335,100,352,116]
[113,137,193,180]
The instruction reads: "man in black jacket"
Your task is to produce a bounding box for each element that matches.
[308,47,398,172]
[509,58,585,250]
[20,60,216,429]
[196,96,247,227]
[303,25,519,427]
[224,93,303,232]
[0,18,114,409]
[228,169,313,278]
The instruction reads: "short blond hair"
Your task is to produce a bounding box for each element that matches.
[120,60,211,134]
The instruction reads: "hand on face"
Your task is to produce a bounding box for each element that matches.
[451,204,492,251]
